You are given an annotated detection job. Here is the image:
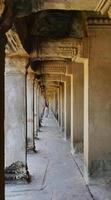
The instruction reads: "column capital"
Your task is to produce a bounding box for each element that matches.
[27,71,35,81]
[5,57,28,75]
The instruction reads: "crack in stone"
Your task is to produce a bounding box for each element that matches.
[41,158,49,188]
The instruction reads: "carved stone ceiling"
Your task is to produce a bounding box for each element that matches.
[14,10,87,54]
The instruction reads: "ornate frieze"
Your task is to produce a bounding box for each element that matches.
[88,17,111,26]
[6,30,83,62]
[35,60,67,74]
[31,38,83,61]
[6,30,28,57]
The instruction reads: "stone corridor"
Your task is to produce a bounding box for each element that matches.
[5,112,111,200]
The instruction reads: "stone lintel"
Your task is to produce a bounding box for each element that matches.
[43,0,99,11]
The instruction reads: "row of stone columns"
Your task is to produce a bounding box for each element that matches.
[51,19,111,181]
[47,27,111,181]
[5,59,45,181]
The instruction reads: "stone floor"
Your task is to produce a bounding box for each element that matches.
[5,112,111,200]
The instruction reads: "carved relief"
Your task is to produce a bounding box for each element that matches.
[6,30,27,57]
[30,38,83,60]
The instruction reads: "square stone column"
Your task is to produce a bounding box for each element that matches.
[38,88,45,124]
[5,57,29,181]
[58,86,61,125]
[53,90,58,119]
[61,82,65,132]
[66,76,71,139]
[72,63,84,153]
[84,19,111,177]
[34,81,39,138]
[59,83,63,131]
[62,81,67,140]
[27,74,36,152]
[34,80,37,137]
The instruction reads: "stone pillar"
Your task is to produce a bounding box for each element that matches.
[38,85,43,127]
[54,91,57,116]
[34,81,39,139]
[66,76,71,139]
[72,63,84,153]
[53,90,58,119]
[51,91,56,114]
[57,87,60,123]
[5,57,29,181]
[59,83,63,130]
[61,82,64,133]
[37,85,41,129]
[84,19,111,177]
[0,33,6,200]
[63,81,67,140]
[38,88,45,125]
[27,73,36,152]
[34,80,37,137]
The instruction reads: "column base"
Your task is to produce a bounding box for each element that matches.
[87,153,111,177]
[34,135,40,140]
[5,161,31,184]
[34,131,39,140]
[74,142,83,153]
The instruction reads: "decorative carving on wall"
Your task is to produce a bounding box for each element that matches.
[96,0,111,18]
[6,30,27,57]
[30,38,83,61]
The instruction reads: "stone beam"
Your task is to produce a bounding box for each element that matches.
[39,0,100,11]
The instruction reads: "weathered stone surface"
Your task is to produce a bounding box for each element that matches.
[71,62,84,153]
[84,18,111,176]
[5,161,28,182]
